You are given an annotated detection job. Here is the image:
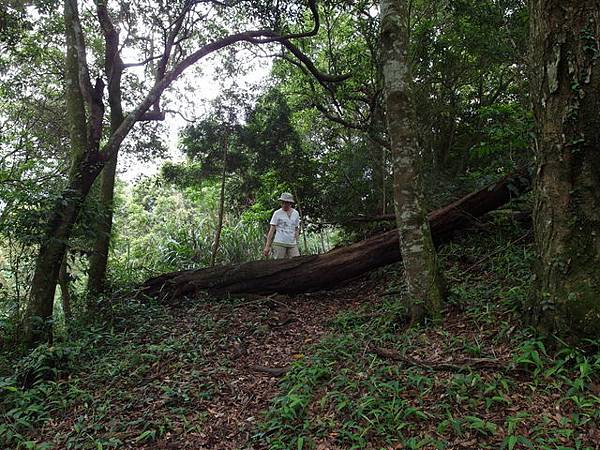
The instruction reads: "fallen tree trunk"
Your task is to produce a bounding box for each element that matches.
[337,209,531,225]
[141,168,531,300]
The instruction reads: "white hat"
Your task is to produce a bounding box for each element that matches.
[278,192,295,203]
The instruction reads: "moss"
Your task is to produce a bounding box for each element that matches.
[559,271,600,337]
[539,235,600,339]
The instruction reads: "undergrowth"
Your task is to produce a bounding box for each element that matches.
[255,218,600,449]
[0,298,218,449]
[1,217,599,449]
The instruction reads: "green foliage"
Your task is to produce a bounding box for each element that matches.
[1,218,598,448]
[172,89,321,221]
[109,174,335,287]
[256,219,599,449]
[0,340,89,449]
[110,179,256,283]
[13,343,80,389]
[470,103,533,163]
[513,338,547,375]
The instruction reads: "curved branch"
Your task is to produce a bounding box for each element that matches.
[279,38,351,83]
[162,109,196,123]
[99,3,350,161]
[313,102,364,131]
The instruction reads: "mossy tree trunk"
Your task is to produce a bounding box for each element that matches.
[379,0,444,324]
[21,0,97,346]
[58,254,73,325]
[529,0,600,339]
[87,154,119,295]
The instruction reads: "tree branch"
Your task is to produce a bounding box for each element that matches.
[99,2,350,162]
[313,102,364,131]
[67,0,94,106]
[370,346,521,373]
[162,109,196,123]
[138,110,166,121]
[122,54,164,68]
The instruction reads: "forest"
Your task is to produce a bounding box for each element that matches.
[0,0,599,448]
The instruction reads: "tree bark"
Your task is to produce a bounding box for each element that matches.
[293,189,308,253]
[370,139,387,216]
[381,145,387,215]
[141,168,531,300]
[380,0,444,323]
[58,254,72,325]
[87,153,118,295]
[529,0,600,339]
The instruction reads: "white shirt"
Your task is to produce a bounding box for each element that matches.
[270,208,300,246]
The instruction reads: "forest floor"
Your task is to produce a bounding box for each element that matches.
[1,218,600,450]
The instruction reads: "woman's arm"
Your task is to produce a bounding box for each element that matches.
[263,225,276,256]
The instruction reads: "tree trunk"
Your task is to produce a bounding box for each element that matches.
[23,157,103,346]
[87,2,127,295]
[211,137,228,267]
[372,140,387,216]
[293,189,308,253]
[21,0,96,347]
[529,0,600,339]
[381,146,387,215]
[380,0,444,323]
[87,153,118,294]
[58,254,72,325]
[141,168,531,300]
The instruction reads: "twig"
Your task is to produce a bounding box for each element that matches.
[268,297,302,318]
[233,293,277,308]
[370,346,517,373]
[247,364,289,377]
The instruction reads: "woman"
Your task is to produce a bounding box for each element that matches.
[263,192,301,259]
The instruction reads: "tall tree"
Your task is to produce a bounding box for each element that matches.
[22,0,87,344]
[270,0,529,226]
[529,0,600,339]
[86,0,129,296]
[380,0,444,323]
[21,0,347,346]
